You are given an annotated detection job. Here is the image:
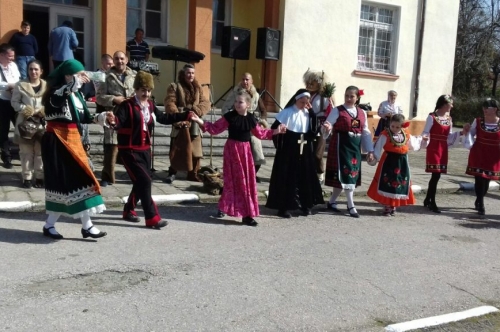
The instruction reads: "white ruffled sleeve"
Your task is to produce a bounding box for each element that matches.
[463,119,477,150]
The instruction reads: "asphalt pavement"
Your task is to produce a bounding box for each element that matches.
[0,192,499,331]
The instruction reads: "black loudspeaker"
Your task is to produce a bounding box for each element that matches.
[221,26,251,60]
[256,27,281,60]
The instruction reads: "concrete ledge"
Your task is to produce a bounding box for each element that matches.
[385,305,499,332]
[460,181,499,191]
[120,194,199,205]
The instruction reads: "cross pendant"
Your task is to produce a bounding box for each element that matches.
[297,134,307,155]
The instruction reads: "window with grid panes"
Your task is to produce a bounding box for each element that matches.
[357,4,397,73]
[127,0,165,41]
[212,0,230,49]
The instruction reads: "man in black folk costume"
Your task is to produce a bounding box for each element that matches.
[266,89,325,218]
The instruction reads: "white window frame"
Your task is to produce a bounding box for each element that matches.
[126,0,169,44]
[211,0,232,53]
[357,2,399,74]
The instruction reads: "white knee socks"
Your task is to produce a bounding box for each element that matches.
[81,214,100,235]
[346,189,357,213]
[44,213,61,235]
[329,187,343,204]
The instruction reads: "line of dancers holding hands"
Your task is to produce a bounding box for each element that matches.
[191,86,500,226]
[40,60,497,241]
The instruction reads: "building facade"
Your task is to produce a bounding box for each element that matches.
[0,0,459,125]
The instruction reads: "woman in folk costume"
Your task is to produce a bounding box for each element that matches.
[163,63,210,183]
[191,91,284,226]
[323,86,375,218]
[421,94,465,213]
[221,73,268,182]
[464,98,499,216]
[373,90,403,142]
[367,114,424,216]
[303,69,334,184]
[266,89,325,218]
[101,71,192,228]
[41,59,106,240]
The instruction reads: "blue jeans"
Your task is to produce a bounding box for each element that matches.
[16,56,36,80]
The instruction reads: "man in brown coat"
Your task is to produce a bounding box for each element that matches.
[164,64,210,183]
[96,51,136,187]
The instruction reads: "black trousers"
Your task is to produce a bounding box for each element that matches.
[474,176,490,207]
[120,149,160,223]
[0,98,16,161]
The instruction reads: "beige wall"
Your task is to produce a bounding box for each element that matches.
[277,0,459,119]
[0,0,22,43]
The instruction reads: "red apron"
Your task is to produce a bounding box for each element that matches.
[466,117,500,180]
[425,113,451,173]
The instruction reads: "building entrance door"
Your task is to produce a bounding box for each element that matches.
[50,6,92,69]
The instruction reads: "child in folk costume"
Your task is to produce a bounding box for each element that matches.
[464,99,499,216]
[101,71,192,229]
[373,90,403,142]
[367,114,424,216]
[303,69,334,184]
[190,91,285,226]
[421,95,466,213]
[323,86,375,218]
[266,89,325,218]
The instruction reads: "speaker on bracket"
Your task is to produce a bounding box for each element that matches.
[221,26,251,60]
[256,27,281,61]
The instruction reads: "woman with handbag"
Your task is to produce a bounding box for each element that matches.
[11,59,46,188]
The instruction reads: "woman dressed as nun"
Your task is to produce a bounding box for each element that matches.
[266,89,324,218]
[41,60,107,240]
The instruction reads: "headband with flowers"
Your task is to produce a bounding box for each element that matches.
[444,94,453,103]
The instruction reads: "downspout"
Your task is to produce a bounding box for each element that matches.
[412,0,427,118]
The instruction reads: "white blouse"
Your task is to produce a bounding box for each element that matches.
[421,113,461,147]
[373,131,424,161]
[323,104,374,153]
[463,118,500,149]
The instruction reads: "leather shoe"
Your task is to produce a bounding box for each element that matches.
[326,202,341,213]
[255,176,262,183]
[242,216,258,226]
[301,208,312,216]
[146,219,168,229]
[478,206,486,216]
[3,161,12,169]
[23,180,32,189]
[34,179,44,188]
[216,210,225,218]
[277,210,292,218]
[43,226,63,240]
[123,212,141,223]
[428,203,441,214]
[347,207,360,218]
[164,174,175,184]
[81,226,107,239]
[100,180,108,187]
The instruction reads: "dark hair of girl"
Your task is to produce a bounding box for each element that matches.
[482,98,499,109]
[390,113,405,125]
[434,94,453,111]
[345,85,361,106]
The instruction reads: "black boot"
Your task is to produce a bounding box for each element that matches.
[429,201,441,214]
